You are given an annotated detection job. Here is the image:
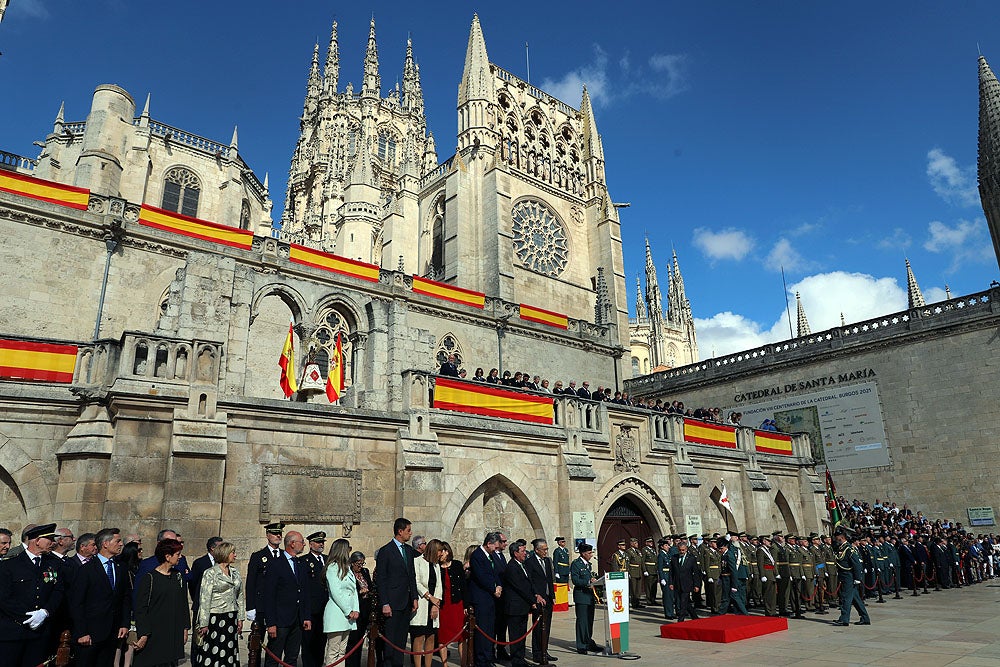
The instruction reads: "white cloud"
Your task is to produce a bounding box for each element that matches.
[540,45,610,107]
[695,271,908,357]
[877,227,912,250]
[646,54,690,99]
[764,238,811,272]
[923,286,949,303]
[692,227,754,261]
[923,218,993,271]
[926,148,978,207]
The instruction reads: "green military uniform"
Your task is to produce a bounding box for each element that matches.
[553,541,571,586]
[755,538,778,616]
[809,536,827,612]
[703,542,722,613]
[626,541,644,607]
[688,537,703,608]
[786,537,804,617]
[800,536,816,610]
[874,538,890,594]
[642,539,658,605]
[773,534,790,615]
[571,548,600,653]
[834,534,870,625]
[822,536,838,609]
[745,537,761,608]
[656,539,674,619]
[885,539,900,595]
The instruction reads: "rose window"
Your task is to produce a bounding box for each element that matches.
[511,200,568,277]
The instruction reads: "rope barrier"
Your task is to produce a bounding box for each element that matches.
[473,617,541,647]
[262,632,367,667]
[381,625,472,657]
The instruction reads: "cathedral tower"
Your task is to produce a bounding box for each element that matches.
[978,54,1000,270]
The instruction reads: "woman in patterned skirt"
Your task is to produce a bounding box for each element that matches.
[195,542,246,667]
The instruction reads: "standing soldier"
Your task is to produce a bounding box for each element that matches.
[772,532,790,616]
[755,534,778,616]
[247,522,285,627]
[687,535,703,609]
[874,533,890,596]
[799,534,816,613]
[642,537,658,605]
[609,539,628,576]
[822,534,839,610]
[746,535,761,609]
[703,537,722,614]
[786,535,805,618]
[858,535,876,598]
[571,544,602,654]
[831,528,870,626]
[552,536,571,607]
[625,537,644,608]
[298,531,328,667]
[809,534,827,614]
[656,538,674,620]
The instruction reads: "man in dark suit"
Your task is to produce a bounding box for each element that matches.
[259,531,312,667]
[69,527,131,667]
[468,532,502,667]
[375,518,419,667]
[502,542,537,667]
[299,531,329,667]
[524,538,556,664]
[190,537,222,629]
[669,542,700,621]
[0,524,64,667]
[492,533,510,659]
[247,522,285,625]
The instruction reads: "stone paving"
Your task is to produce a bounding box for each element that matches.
[538,583,1000,667]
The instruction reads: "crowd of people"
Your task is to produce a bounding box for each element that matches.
[438,354,763,426]
[3,499,996,667]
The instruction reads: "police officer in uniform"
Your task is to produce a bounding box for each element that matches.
[299,531,329,667]
[655,537,674,619]
[642,537,658,605]
[552,536,570,608]
[832,528,870,626]
[571,544,602,654]
[625,538,643,608]
[0,524,64,667]
[246,522,285,627]
[799,534,816,612]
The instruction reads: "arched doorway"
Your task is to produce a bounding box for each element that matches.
[596,496,653,576]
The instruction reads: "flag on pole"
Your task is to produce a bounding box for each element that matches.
[326,332,344,403]
[825,470,842,532]
[278,320,298,398]
[719,481,733,512]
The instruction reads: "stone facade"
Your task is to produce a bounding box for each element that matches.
[0,14,825,567]
[627,289,1000,523]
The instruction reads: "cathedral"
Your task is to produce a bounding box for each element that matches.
[0,14,851,562]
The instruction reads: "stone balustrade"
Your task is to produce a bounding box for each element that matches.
[74,332,224,389]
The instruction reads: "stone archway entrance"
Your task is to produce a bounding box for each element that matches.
[596,496,653,576]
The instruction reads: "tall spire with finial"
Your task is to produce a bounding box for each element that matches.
[324,20,339,95]
[459,14,493,105]
[635,276,648,320]
[905,258,926,308]
[52,101,66,134]
[362,18,381,99]
[304,43,322,117]
[978,54,1000,269]
[672,249,688,312]
[401,36,424,114]
[580,85,604,161]
[795,292,811,337]
[644,238,663,318]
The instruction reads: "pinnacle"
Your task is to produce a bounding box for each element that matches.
[795,292,811,337]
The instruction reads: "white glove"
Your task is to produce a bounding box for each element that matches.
[731,588,737,592]
[760,577,767,582]
[854,580,862,585]
[708,578,714,583]
[247,609,257,623]
[660,580,666,586]
[801,575,806,580]
[776,575,781,580]
[24,609,48,630]
[863,569,868,574]
[554,574,561,580]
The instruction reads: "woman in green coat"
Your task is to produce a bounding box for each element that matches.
[324,539,361,666]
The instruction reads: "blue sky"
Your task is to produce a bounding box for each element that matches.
[3,1,999,357]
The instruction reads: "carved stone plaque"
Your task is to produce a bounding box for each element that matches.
[259,465,362,524]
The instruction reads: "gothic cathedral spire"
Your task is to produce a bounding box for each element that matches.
[402,37,424,114]
[905,258,926,308]
[304,43,321,119]
[458,14,497,152]
[977,54,1000,269]
[324,20,339,95]
[795,292,811,337]
[362,18,381,99]
[644,238,663,317]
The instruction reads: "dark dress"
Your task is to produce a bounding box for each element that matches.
[134,569,190,667]
[438,564,466,644]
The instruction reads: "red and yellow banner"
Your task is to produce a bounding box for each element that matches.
[519,303,568,329]
[755,431,793,456]
[683,419,738,449]
[326,332,344,403]
[0,170,89,210]
[433,377,554,424]
[138,204,253,250]
[290,244,380,283]
[278,320,297,398]
[0,339,77,383]
[411,276,485,309]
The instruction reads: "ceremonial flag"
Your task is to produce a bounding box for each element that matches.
[719,481,733,513]
[518,303,569,329]
[825,470,842,531]
[0,170,90,210]
[682,419,737,449]
[433,377,554,424]
[278,320,297,398]
[0,339,78,383]
[411,276,486,309]
[326,332,344,403]
[290,244,380,282]
[138,204,253,250]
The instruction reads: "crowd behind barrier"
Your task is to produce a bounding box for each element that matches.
[3,496,998,667]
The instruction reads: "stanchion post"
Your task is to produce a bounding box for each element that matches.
[55,629,72,667]
[465,607,477,667]
[366,614,378,667]
[248,620,263,667]
[539,607,550,666]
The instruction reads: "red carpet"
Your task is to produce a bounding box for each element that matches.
[660,615,788,643]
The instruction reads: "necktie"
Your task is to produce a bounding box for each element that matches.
[273,549,279,559]
[33,556,40,568]
[105,559,115,589]
[399,544,406,562]
[681,555,686,566]
[288,556,295,575]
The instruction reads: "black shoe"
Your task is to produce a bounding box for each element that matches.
[665,616,675,620]
[831,621,850,627]
[854,620,871,625]
[794,613,805,619]
[497,650,511,660]
[544,655,558,662]
[587,645,603,653]
[577,650,587,655]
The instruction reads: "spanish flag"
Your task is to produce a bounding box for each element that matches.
[0,339,78,383]
[683,419,738,449]
[755,431,793,456]
[290,244,380,282]
[411,276,486,309]
[138,204,253,250]
[433,377,554,424]
[326,332,344,403]
[518,303,569,329]
[0,171,90,210]
[278,320,297,398]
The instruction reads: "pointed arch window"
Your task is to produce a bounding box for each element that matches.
[435,333,464,371]
[162,167,201,218]
[425,193,445,279]
[311,307,354,388]
[377,130,398,165]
